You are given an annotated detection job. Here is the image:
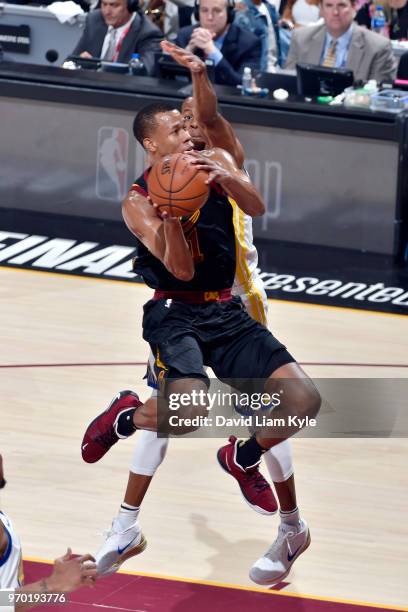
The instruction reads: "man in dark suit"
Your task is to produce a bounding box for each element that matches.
[175,0,261,85]
[71,0,163,74]
[285,0,397,82]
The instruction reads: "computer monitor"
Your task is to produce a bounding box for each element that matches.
[156,53,215,82]
[296,63,354,97]
[66,56,131,73]
[66,55,101,70]
[101,61,130,74]
[256,71,298,96]
[156,54,190,80]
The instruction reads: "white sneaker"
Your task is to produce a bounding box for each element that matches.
[249,519,310,585]
[96,519,147,576]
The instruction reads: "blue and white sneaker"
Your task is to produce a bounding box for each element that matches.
[96,519,147,576]
[249,519,310,585]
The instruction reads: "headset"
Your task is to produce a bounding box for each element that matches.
[193,0,236,24]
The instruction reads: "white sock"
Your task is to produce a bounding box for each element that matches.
[280,507,300,527]
[115,503,140,531]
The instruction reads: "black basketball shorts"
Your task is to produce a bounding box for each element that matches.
[142,296,295,384]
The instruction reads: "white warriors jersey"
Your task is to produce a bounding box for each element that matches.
[0,511,23,589]
[230,199,268,326]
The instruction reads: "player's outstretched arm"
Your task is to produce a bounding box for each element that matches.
[161,41,244,168]
[190,149,265,217]
[13,549,97,611]
[122,188,194,281]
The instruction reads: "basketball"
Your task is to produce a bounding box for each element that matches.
[147,153,210,217]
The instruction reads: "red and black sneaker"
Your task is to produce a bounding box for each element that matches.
[81,390,142,463]
[217,436,278,515]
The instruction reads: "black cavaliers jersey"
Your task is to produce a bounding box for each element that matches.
[131,170,236,291]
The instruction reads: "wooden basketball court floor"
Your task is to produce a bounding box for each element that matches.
[1,266,407,610]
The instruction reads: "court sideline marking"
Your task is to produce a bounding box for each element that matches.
[23,556,408,612]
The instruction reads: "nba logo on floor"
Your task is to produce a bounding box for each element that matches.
[96,127,129,201]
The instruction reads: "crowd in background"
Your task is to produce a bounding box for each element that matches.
[8,0,408,84]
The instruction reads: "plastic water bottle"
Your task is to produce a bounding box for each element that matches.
[241,66,252,95]
[370,5,387,36]
[129,53,145,76]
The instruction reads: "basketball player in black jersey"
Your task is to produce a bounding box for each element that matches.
[82,76,320,577]
[162,41,312,587]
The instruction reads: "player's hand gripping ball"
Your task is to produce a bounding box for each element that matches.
[148,153,209,217]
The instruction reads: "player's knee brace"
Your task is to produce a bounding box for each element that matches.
[130,430,169,476]
[263,439,294,483]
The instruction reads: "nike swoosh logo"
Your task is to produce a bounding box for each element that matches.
[117,536,138,555]
[82,443,88,450]
[287,544,302,562]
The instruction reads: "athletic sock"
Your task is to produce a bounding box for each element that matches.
[115,503,140,531]
[236,435,267,469]
[280,507,300,527]
[116,408,137,437]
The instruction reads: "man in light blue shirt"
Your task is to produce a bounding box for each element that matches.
[285,0,397,82]
[206,28,228,65]
[320,21,353,67]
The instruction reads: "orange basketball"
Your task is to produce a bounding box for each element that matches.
[147,153,209,217]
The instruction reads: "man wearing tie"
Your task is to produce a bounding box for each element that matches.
[71,0,163,74]
[285,0,397,82]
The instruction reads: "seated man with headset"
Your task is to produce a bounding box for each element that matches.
[175,0,262,85]
[71,0,163,74]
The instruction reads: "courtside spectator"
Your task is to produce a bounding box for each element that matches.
[175,0,262,84]
[355,0,408,39]
[71,0,163,73]
[285,0,397,82]
[234,0,283,69]
[281,0,321,27]
[388,0,408,38]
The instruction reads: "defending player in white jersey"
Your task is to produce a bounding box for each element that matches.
[0,455,23,596]
[0,454,97,611]
[0,512,23,592]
